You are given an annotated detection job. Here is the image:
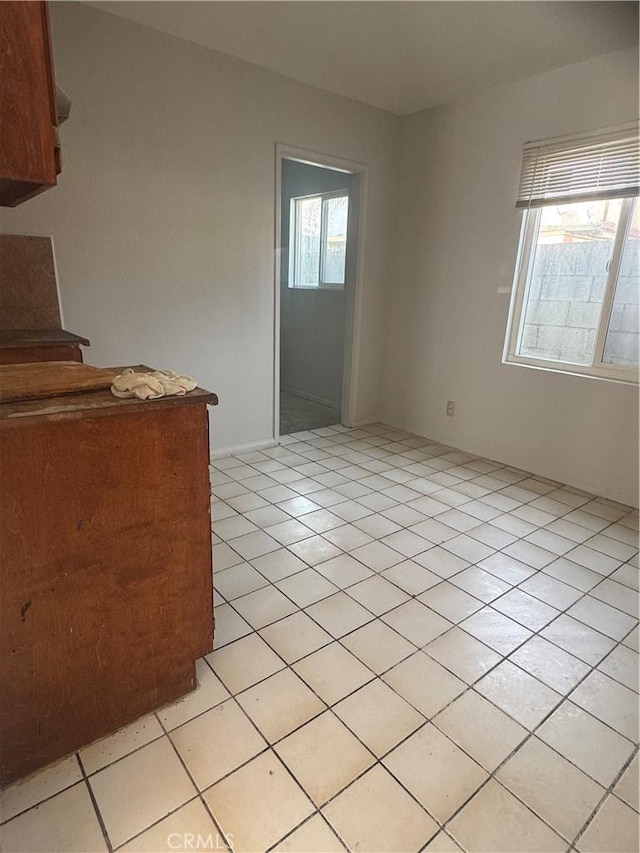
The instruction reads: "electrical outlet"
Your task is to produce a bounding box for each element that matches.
[446,400,456,417]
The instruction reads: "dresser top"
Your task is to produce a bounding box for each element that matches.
[0,364,218,424]
[0,329,90,348]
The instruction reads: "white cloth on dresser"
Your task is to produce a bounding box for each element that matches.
[110,368,197,400]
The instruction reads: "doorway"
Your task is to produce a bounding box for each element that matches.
[274,146,364,439]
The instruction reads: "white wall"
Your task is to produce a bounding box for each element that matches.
[0,2,397,451]
[383,48,639,507]
[280,159,352,408]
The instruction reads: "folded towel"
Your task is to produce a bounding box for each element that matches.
[111,368,197,400]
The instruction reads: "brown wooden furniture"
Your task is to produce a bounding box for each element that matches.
[0,329,90,365]
[0,1,60,206]
[0,236,64,330]
[0,235,91,364]
[0,366,218,785]
[0,360,114,402]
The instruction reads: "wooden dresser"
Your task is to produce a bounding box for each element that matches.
[0,366,218,785]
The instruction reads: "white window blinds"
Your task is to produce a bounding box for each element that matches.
[516,122,640,209]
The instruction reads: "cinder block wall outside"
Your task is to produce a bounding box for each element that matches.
[521,241,639,365]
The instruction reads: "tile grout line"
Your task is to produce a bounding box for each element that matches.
[152,712,236,853]
[76,753,115,853]
[567,744,639,852]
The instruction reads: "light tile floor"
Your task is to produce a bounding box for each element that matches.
[1,424,638,853]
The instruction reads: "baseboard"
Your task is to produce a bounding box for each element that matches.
[210,438,278,460]
[281,385,340,410]
[347,418,378,428]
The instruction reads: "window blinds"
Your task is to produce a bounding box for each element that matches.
[516,122,640,209]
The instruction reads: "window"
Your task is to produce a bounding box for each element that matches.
[505,123,639,383]
[289,191,349,288]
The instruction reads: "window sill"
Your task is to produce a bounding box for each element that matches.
[288,284,345,291]
[503,353,639,386]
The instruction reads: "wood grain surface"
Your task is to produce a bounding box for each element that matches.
[0,2,58,206]
[0,235,63,330]
[0,344,84,365]
[0,329,90,348]
[0,401,215,784]
[0,361,117,402]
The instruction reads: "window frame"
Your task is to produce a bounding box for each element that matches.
[288,189,349,290]
[503,195,638,385]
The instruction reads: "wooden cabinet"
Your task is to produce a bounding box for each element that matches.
[0,369,218,785]
[0,1,60,207]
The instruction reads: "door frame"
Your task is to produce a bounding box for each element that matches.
[273,143,368,441]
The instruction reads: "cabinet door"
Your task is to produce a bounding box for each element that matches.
[0,1,59,207]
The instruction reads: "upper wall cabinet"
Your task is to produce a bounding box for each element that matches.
[0,1,60,207]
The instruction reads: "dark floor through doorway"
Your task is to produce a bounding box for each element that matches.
[280,389,340,435]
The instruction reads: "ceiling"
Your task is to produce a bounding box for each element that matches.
[89,1,639,115]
